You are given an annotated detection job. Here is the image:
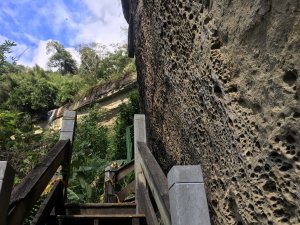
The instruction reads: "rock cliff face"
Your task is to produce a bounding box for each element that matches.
[123,0,300,224]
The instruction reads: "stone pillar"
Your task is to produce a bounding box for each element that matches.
[167,165,211,225]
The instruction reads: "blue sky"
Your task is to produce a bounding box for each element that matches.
[0,0,127,68]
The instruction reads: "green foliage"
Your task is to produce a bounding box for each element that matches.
[0,110,59,180]
[110,90,140,160]
[70,108,110,202]
[0,40,16,75]
[55,79,81,105]
[7,75,57,113]
[98,44,134,79]
[47,40,77,75]
[78,43,103,82]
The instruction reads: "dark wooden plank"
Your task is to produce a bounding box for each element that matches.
[115,160,134,181]
[7,140,70,225]
[117,180,135,202]
[136,177,159,225]
[137,142,171,225]
[133,115,146,214]
[65,203,136,215]
[0,162,15,225]
[31,180,64,225]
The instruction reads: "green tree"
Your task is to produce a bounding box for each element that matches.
[7,76,57,113]
[98,44,133,79]
[55,79,81,105]
[46,41,77,75]
[78,43,105,81]
[0,40,17,75]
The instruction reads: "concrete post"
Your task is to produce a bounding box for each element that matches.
[0,161,15,225]
[59,110,77,144]
[167,165,211,225]
[59,110,77,201]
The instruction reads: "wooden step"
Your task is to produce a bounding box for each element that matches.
[57,214,147,225]
[64,203,136,215]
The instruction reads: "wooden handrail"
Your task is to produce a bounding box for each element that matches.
[0,162,15,225]
[31,180,64,225]
[7,140,70,225]
[5,110,77,225]
[133,114,211,225]
[115,160,134,181]
[137,142,171,225]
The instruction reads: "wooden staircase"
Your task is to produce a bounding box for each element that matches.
[0,112,211,225]
[55,203,146,225]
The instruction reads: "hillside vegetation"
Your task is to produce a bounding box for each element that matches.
[0,40,138,202]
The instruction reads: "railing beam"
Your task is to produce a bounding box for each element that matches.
[134,114,147,215]
[168,165,211,225]
[0,162,15,225]
[137,142,171,225]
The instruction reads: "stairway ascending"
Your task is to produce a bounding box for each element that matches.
[52,203,147,225]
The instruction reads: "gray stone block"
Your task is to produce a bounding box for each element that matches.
[167,165,211,225]
[168,165,204,189]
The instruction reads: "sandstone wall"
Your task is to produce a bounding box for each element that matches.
[125,0,300,224]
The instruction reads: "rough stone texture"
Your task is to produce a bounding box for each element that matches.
[126,0,300,224]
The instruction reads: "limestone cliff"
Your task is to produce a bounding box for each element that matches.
[123,0,300,224]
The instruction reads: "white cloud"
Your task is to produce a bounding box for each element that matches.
[29,40,52,69]
[18,40,81,69]
[0,35,8,43]
[66,47,81,66]
[72,0,128,46]
[1,1,128,68]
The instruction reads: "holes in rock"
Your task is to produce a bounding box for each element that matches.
[254,166,262,173]
[264,164,271,172]
[214,84,222,97]
[255,141,261,149]
[212,199,218,207]
[204,17,210,25]
[227,84,238,93]
[211,40,221,50]
[263,180,277,192]
[286,134,295,143]
[283,69,298,86]
[273,209,285,218]
[293,112,300,118]
[279,163,293,171]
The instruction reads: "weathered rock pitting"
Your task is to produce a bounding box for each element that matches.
[123,0,300,224]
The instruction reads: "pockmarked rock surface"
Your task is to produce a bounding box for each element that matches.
[123,0,300,224]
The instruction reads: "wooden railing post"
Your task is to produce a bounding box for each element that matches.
[59,110,77,199]
[104,166,117,203]
[167,165,211,225]
[134,114,147,214]
[0,162,14,225]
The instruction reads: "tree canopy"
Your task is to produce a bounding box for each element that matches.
[0,40,17,75]
[46,40,77,75]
